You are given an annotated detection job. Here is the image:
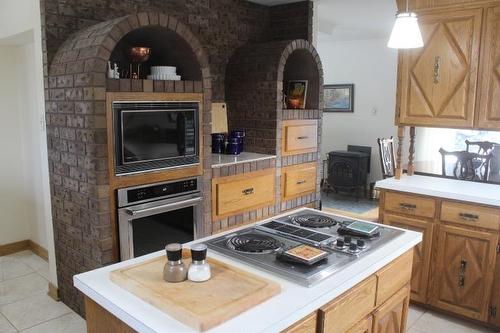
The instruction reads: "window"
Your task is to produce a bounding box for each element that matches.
[412,127,500,183]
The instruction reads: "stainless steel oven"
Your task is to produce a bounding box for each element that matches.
[117,177,203,261]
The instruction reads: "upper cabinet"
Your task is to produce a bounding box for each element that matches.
[477,5,500,129]
[396,8,483,128]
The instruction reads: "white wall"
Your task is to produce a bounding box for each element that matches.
[317,38,398,183]
[0,46,32,244]
[0,0,58,287]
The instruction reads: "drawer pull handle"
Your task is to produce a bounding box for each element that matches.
[296,180,306,185]
[242,188,254,195]
[399,203,417,210]
[459,213,479,221]
[297,136,309,140]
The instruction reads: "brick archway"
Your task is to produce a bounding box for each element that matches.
[46,12,212,314]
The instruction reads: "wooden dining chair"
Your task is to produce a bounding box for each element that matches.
[377,137,396,179]
[439,148,493,181]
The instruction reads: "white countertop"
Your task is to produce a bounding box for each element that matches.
[73,208,421,333]
[376,174,500,207]
[211,152,276,168]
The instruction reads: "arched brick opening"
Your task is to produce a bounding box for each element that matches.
[226,39,323,155]
[46,12,212,314]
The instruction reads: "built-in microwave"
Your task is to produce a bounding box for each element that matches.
[112,101,199,175]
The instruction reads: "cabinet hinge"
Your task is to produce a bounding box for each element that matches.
[489,306,497,318]
[497,242,500,253]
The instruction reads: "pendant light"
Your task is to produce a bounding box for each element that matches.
[387,0,424,49]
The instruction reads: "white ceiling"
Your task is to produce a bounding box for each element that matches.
[316,0,397,42]
[248,0,397,42]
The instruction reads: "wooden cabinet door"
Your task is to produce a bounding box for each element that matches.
[281,312,317,333]
[372,286,410,333]
[489,246,500,326]
[384,214,433,303]
[430,225,498,321]
[346,315,372,333]
[397,8,482,128]
[477,5,500,129]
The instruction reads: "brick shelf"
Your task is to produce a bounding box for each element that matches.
[106,78,203,93]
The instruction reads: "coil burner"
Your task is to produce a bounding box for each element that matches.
[290,214,338,228]
[226,234,282,254]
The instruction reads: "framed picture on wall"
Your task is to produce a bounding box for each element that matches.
[285,80,308,109]
[324,84,354,113]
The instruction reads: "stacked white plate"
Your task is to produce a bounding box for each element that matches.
[147,66,181,81]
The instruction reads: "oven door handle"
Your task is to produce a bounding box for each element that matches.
[125,197,203,218]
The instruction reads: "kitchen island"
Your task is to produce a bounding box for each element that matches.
[74,208,421,333]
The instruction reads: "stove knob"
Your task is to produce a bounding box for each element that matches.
[336,239,345,248]
[357,239,366,248]
[344,236,352,244]
[349,243,358,252]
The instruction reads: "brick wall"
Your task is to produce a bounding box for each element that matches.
[39,0,314,316]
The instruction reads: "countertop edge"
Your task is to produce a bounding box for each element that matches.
[375,175,500,207]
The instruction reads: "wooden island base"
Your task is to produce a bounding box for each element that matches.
[85,250,413,333]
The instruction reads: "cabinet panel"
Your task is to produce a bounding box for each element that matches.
[397,8,482,127]
[384,214,433,303]
[319,276,376,333]
[346,315,372,333]
[282,120,318,156]
[372,286,410,333]
[281,312,317,333]
[212,169,275,219]
[440,201,500,231]
[477,5,500,129]
[384,192,436,219]
[375,250,413,306]
[281,162,317,200]
[430,225,498,321]
[489,250,500,326]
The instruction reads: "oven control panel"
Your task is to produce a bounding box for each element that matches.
[124,178,198,205]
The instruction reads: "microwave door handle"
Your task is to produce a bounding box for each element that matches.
[125,197,202,218]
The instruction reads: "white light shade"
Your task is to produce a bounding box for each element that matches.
[387,13,424,49]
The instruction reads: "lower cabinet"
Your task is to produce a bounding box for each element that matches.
[490,253,500,327]
[372,286,410,333]
[346,315,372,333]
[383,214,433,303]
[282,250,413,333]
[281,312,318,333]
[429,225,498,321]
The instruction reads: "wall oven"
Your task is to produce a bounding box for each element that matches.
[113,101,199,175]
[117,177,203,261]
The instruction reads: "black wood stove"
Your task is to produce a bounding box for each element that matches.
[327,147,370,199]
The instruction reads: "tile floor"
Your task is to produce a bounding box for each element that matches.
[0,250,86,333]
[0,251,497,333]
[407,304,497,333]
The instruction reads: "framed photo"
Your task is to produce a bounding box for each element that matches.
[286,80,308,109]
[324,84,354,112]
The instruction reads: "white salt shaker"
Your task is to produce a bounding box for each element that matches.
[188,244,211,282]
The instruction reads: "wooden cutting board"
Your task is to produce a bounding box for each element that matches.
[110,252,281,332]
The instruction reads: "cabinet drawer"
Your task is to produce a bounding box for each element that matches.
[384,192,436,219]
[212,169,275,219]
[375,250,413,306]
[281,312,317,333]
[440,201,500,231]
[281,163,317,200]
[319,276,376,333]
[282,120,318,156]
